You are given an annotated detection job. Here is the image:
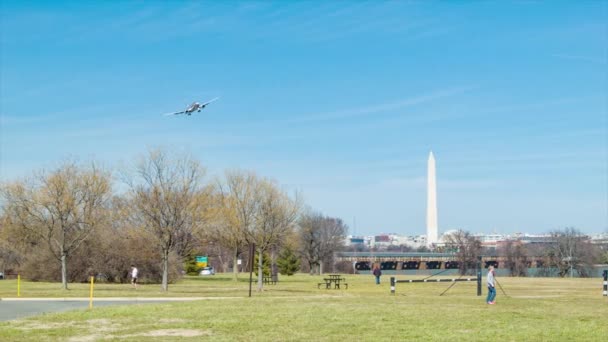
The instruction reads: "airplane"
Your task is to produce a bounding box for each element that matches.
[164,97,220,116]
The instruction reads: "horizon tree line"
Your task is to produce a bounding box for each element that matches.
[0,148,348,291]
[2,150,605,290]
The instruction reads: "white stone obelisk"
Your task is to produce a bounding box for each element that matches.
[426,151,438,247]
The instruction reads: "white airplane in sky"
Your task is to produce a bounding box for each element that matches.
[164,97,219,116]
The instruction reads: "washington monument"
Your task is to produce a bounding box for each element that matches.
[427,151,438,247]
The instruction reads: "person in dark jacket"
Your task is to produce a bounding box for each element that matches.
[373,265,382,285]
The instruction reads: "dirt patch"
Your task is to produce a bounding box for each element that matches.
[71,329,211,340]
[158,318,187,324]
[14,321,73,330]
[139,329,210,337]
[18,319,115,342]
[85,319,112,325]
[68,334,104,342]
[84,319,122,332]
[457,330,473,334]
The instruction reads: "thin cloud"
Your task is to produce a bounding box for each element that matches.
[284,86,475,124]
[249,2,449,44]
[483,95,600,115]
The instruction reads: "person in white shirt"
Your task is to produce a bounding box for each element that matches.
[131,265,138,289]
[486,265,496,304]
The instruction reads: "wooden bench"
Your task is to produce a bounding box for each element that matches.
[263,275,277,285]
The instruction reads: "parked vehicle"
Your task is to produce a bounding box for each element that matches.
[199,267,215,276]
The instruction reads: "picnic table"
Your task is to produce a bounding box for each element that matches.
[318,274,348,289]
[263,275,277,285]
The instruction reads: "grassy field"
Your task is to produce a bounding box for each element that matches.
[0,273,606,341]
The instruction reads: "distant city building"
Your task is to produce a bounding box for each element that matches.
[473,233,510,249]
[590,233,608,245]
[349,237,365,245]
[344,232,606,250]
[375,235,390,243]
[518,235,556,245]
[345,234,426,249]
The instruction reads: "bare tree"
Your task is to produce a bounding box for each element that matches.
[251,179,300,290]
[298,213,322,274]
[318,217,347,274]
[0,162,111,289]
[81,195,173,284]
[123,149,209,291]
[546,227,598,277]
[213,170,261,281]
[500,240,528,276]
[0,239,22,275]
[443,229,481,275]
[0,215,24,275]
[298,212,347,275]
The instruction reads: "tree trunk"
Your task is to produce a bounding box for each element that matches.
[161,249,169,292]
[232,247,239,281]
[257,249,264,291]
[61,252,69,290]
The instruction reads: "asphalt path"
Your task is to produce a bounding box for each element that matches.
[0,298,206,321]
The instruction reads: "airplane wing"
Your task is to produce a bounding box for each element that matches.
[163,111,186,116]
[163,97,218,116]
[200,97,220,107]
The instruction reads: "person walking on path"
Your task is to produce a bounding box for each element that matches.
[486,265,496,304]
[131,265,138,289]
[373,265,382,285]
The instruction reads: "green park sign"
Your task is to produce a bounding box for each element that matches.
[196,256,208,268]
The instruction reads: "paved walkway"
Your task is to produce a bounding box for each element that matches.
[0,297,221,321]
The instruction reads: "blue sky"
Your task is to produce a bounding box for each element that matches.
[1,1,606,236]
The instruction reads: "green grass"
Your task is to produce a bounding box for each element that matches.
[1,274,607,341]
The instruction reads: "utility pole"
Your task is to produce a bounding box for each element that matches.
[248,242,255,297]
[569,245,573,278]
[477,255,482,296]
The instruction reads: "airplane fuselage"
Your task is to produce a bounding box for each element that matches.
[185,102,205,114]
[165,98,218,116]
